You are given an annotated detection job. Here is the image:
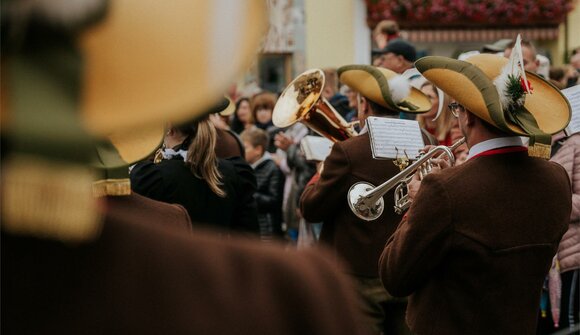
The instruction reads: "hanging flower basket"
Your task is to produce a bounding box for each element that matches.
[366,0,576,29]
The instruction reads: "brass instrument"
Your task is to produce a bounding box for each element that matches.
[272,69,357,142]
[347,137,466,220]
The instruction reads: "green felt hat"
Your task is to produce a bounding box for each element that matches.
[337,65,431,114]
[415,54,571,158]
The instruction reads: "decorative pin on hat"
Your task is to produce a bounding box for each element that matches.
[416,37,571,159]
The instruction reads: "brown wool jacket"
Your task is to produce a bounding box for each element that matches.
[2,199,369,335]
[106,192,193,232]
[300,132,402,277]
[380,151,572,335]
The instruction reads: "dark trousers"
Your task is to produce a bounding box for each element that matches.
[352,276,413,335]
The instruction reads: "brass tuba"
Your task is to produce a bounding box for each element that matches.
[272,69,357,142]
[347,137,466,220]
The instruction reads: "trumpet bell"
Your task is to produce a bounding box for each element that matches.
[273,69,357,142]
[348,182,384,221]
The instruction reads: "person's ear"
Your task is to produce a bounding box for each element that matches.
[358,96,369,115]
[464,111,477,127]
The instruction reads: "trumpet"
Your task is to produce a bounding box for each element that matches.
[347,137,466,220]
[272,69,357,142]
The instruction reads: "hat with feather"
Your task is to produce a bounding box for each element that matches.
[415,36,571,158]
[337,65,432,114]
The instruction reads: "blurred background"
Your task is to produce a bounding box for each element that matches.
[239,0,579,95]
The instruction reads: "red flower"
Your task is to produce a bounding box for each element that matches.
[520,77,533,94]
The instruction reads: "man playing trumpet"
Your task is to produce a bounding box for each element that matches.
[300,65,432,334]
[380,52,572,334]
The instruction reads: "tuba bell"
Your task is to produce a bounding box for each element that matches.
[272,69,357,142]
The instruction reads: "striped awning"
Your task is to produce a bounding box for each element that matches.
[405,27,560,43]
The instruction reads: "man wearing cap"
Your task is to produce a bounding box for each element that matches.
[379,53,572,334]
[373,39,424,121]
[300,65,432,334]
[373,39,417,76]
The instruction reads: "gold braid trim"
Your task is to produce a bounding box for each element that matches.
[528,143,551,160]
[92,179,131,197]
[2,155,102,242]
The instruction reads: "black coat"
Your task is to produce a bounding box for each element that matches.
[131,157,258,234]
[253,158,284,239]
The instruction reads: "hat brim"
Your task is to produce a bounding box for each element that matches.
[371,48,387,56]
[94,123,165,169]
[338,65,431,114]
[79,0,267,136]
[416,55,571,135]
[219,97,235,116]
[95,96,235,170]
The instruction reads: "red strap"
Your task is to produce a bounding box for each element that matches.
[306,173,321,187]
[471,146,527,159]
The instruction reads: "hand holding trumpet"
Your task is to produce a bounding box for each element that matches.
[407,145,453,202]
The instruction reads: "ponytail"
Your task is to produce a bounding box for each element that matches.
[185,118,226,198]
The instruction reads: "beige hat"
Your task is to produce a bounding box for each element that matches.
[80,0,267,137]
[337,65,431,113]
[415,54,570,156]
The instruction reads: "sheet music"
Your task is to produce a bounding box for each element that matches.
[300,135,333,161]
[366,117,425,159]
[562,85,580,136]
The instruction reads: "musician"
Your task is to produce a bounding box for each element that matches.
[131,115,259,235]
[300,65,432,334]
[2,1,370,334]
[380,54,572,334]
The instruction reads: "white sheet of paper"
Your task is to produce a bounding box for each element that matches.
[300,135,333,161]
[366,117,425,159]
[562,85,580,136]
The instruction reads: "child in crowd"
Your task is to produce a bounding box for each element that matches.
[241,128,285,242]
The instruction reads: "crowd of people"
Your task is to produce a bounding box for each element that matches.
[2,1,579,334]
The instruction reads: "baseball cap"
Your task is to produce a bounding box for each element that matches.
[372,39,417,62]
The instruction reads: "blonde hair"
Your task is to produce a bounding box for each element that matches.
[183,118,226,197]
[240,127,268,151]
[417,83,455,143]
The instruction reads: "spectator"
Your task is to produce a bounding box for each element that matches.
[252,91,281,153]
[131,116,259,235]
[323,68,351,119]
[504,38,540,74]
[418,82,466,163]
[241,128,285,241]
[373,20,400,51]
[536,132,580,334]
[231,97,255,134]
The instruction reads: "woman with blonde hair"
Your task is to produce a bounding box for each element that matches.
[418,81,467,163]
[131,115,259,234]
[417,82,459,145]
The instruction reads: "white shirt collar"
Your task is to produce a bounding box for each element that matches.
[359,123,368,134]
[467,136,525,160]
[251,151,272,169]
[161,148,188,161]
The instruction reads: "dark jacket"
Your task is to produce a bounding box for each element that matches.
[215,128,245,159]
[300,132,401,277]
[2,199,370,335]
[380,150,572,335]
[107,192,192,233]
[253,156,285,239]
[131,157,258,234]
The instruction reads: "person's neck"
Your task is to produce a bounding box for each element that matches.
[465,128,509,149]
[423,117,437,129]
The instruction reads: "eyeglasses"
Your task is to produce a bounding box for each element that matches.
[448,102,464,117]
